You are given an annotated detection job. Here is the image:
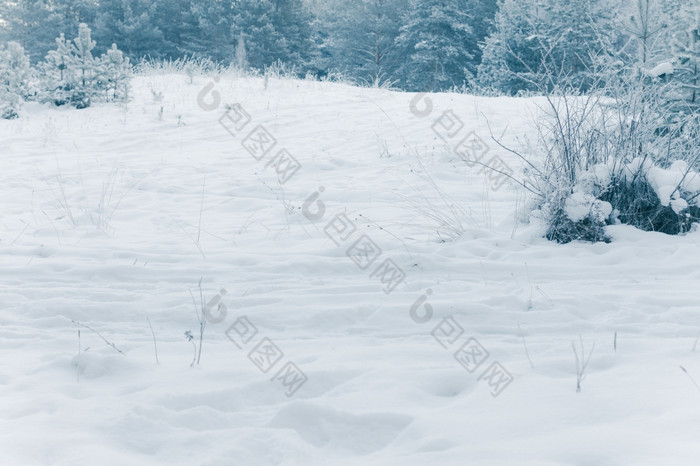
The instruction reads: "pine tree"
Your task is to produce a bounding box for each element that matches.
[476,0,536,93]
[463,0,499,78]
[477,0,615,94]
[0,42,33,118]
[624,0,668,70]
[672,7,700,109]
[39,24,103,108]
[189,0,236,62]
[0,42,34,98]
[100,43,131,102]
[0,0,99,63]
[153,0,200,58]
[55,0,99,43]
[94,0,167,59]
[230,0,314,71]
[0,0,64,63]
[315,0,403,86]
[40,32,75,106]
[230,0,280,69]
[272,0,315,69]
[395,0,475,91]
[73,23,96,89]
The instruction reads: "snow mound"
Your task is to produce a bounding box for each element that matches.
[646,62,674,78]
[644,159,700,209]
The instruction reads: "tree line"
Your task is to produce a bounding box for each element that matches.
[0,0,698,97]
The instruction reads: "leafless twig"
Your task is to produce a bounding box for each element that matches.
[572,335,595,393]
[146,314,159,364]
[72,320,125,355]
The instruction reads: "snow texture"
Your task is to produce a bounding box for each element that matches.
[1,73,700,465]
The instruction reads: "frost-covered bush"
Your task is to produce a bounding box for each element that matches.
[542,158,700,242]
[517,90,614,243]
[541,165,614,243]
[134,56,225,77]
[602,159,700,235]
[0,41,33,119]
[519,64,700,243]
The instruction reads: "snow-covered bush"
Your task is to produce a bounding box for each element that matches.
[544,158,700,242]
[134,56,224,77]
[0,41,33,119]
[518,60,700,243]
[521,91,615,243]
[601,159,700,235]
[0,89,18,120]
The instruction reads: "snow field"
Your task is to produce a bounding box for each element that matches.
[1,73,700,465]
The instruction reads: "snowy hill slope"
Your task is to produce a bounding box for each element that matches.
[1,73,700,465]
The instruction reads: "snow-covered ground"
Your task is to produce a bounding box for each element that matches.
[1,73,700,465]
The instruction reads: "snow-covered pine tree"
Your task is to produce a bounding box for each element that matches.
[477,0,615,94]
[395,0,474,91]
[547,0,615,88]
[672,7,700,110]
[0,87,16,120]
[95,0,168,60]
[230,0,314,71]
[272,0,315,70]
[615,0,691,130]
[71,23,97,108]
[463,0,499,81]
[0,42,34,98]
[100,44,131,103]
[39,24,102,108]
[39,32,75,106]
[0,42,33,119]
[477,0,541,94]
[625,0,668,70]
[230,0,280,69]
[315,0,403,87]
